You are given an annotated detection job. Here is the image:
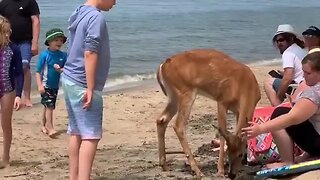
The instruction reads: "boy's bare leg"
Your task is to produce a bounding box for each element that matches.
[78,139,99,180]
[45,107,56,137]
[0,91,15,168]
[69,135,81,180]
[41,107,48,134]
[24,68,32,107]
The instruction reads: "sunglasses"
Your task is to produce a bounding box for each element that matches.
[275,37,286,43]
[303,34,315,38]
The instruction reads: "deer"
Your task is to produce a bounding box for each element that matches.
[156,49,261,179]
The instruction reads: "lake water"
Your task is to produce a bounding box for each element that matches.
[35,0,320,90]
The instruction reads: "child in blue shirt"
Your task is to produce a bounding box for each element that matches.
[35,28,67,138]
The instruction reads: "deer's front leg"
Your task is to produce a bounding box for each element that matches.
[216,103,228,176]
[217,138,226,176]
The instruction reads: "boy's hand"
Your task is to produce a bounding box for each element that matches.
[83,89,93,110]
[38,86,45,94]
[54,64,62,72]
[14,97,21,111]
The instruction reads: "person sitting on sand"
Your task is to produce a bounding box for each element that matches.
[0,16,24,168]
[35,28,67,137]
[264,24,307,107]
[242,50,320,169]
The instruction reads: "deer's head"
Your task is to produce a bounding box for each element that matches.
[213,125,247,179]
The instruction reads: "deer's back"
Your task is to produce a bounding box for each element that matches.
[161,49,260,104]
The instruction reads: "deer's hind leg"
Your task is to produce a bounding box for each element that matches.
[156,88,178,171]
[173,90,204,177]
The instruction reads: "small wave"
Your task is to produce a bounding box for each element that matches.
[247,58,282,66]
[104,59,282,90]
[105,73,156,88]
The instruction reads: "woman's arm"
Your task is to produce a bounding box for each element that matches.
[242,98,318,138]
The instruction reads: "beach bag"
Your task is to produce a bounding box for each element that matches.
[247,103,303,165]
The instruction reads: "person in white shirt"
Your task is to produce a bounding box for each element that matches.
[264,24,307,106]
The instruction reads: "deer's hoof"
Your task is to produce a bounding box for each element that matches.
[216,171,225,177]
[160,163,168,171]
[194,169,205,179]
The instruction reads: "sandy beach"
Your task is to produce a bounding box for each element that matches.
[1,64,320,180]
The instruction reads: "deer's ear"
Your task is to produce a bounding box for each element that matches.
[212,124,233,144]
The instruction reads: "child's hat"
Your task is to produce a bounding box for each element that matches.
[45,28,67,46]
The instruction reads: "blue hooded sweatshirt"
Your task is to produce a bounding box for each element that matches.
[63,5,110,91]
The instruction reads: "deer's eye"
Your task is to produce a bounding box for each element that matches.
[238,153,243,158]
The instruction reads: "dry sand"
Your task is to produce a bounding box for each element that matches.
[0,64,319,180]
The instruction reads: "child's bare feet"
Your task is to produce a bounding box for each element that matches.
[41,126,48,134]
[25,99,33,107]
[48,129,57,138]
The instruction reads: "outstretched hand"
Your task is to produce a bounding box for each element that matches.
[241,121,262,139]
[82,89,93,110]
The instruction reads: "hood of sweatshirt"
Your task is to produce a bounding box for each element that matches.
[68,5,99,33]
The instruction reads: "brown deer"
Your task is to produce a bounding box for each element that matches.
[156,49,261,179]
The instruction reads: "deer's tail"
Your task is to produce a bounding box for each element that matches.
[157,63,167,96]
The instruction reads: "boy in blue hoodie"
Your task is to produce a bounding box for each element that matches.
[62,0,115,179]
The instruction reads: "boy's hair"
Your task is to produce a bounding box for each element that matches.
[0,16,11,49]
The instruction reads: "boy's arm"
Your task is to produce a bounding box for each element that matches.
[35,72,44,93]
[84,51,98,91]
[35,53,45,93]
[82,14,105,109]
[82,51,97,109]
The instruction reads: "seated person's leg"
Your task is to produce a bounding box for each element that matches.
[267,106,294,168]
[264,78,282,106]
[286,120,320,158]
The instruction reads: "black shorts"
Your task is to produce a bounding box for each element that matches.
[41,87,58,109]
[271,107,320,156]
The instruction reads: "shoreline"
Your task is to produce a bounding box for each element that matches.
[28,62,281,106]
[27,57,282,98]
